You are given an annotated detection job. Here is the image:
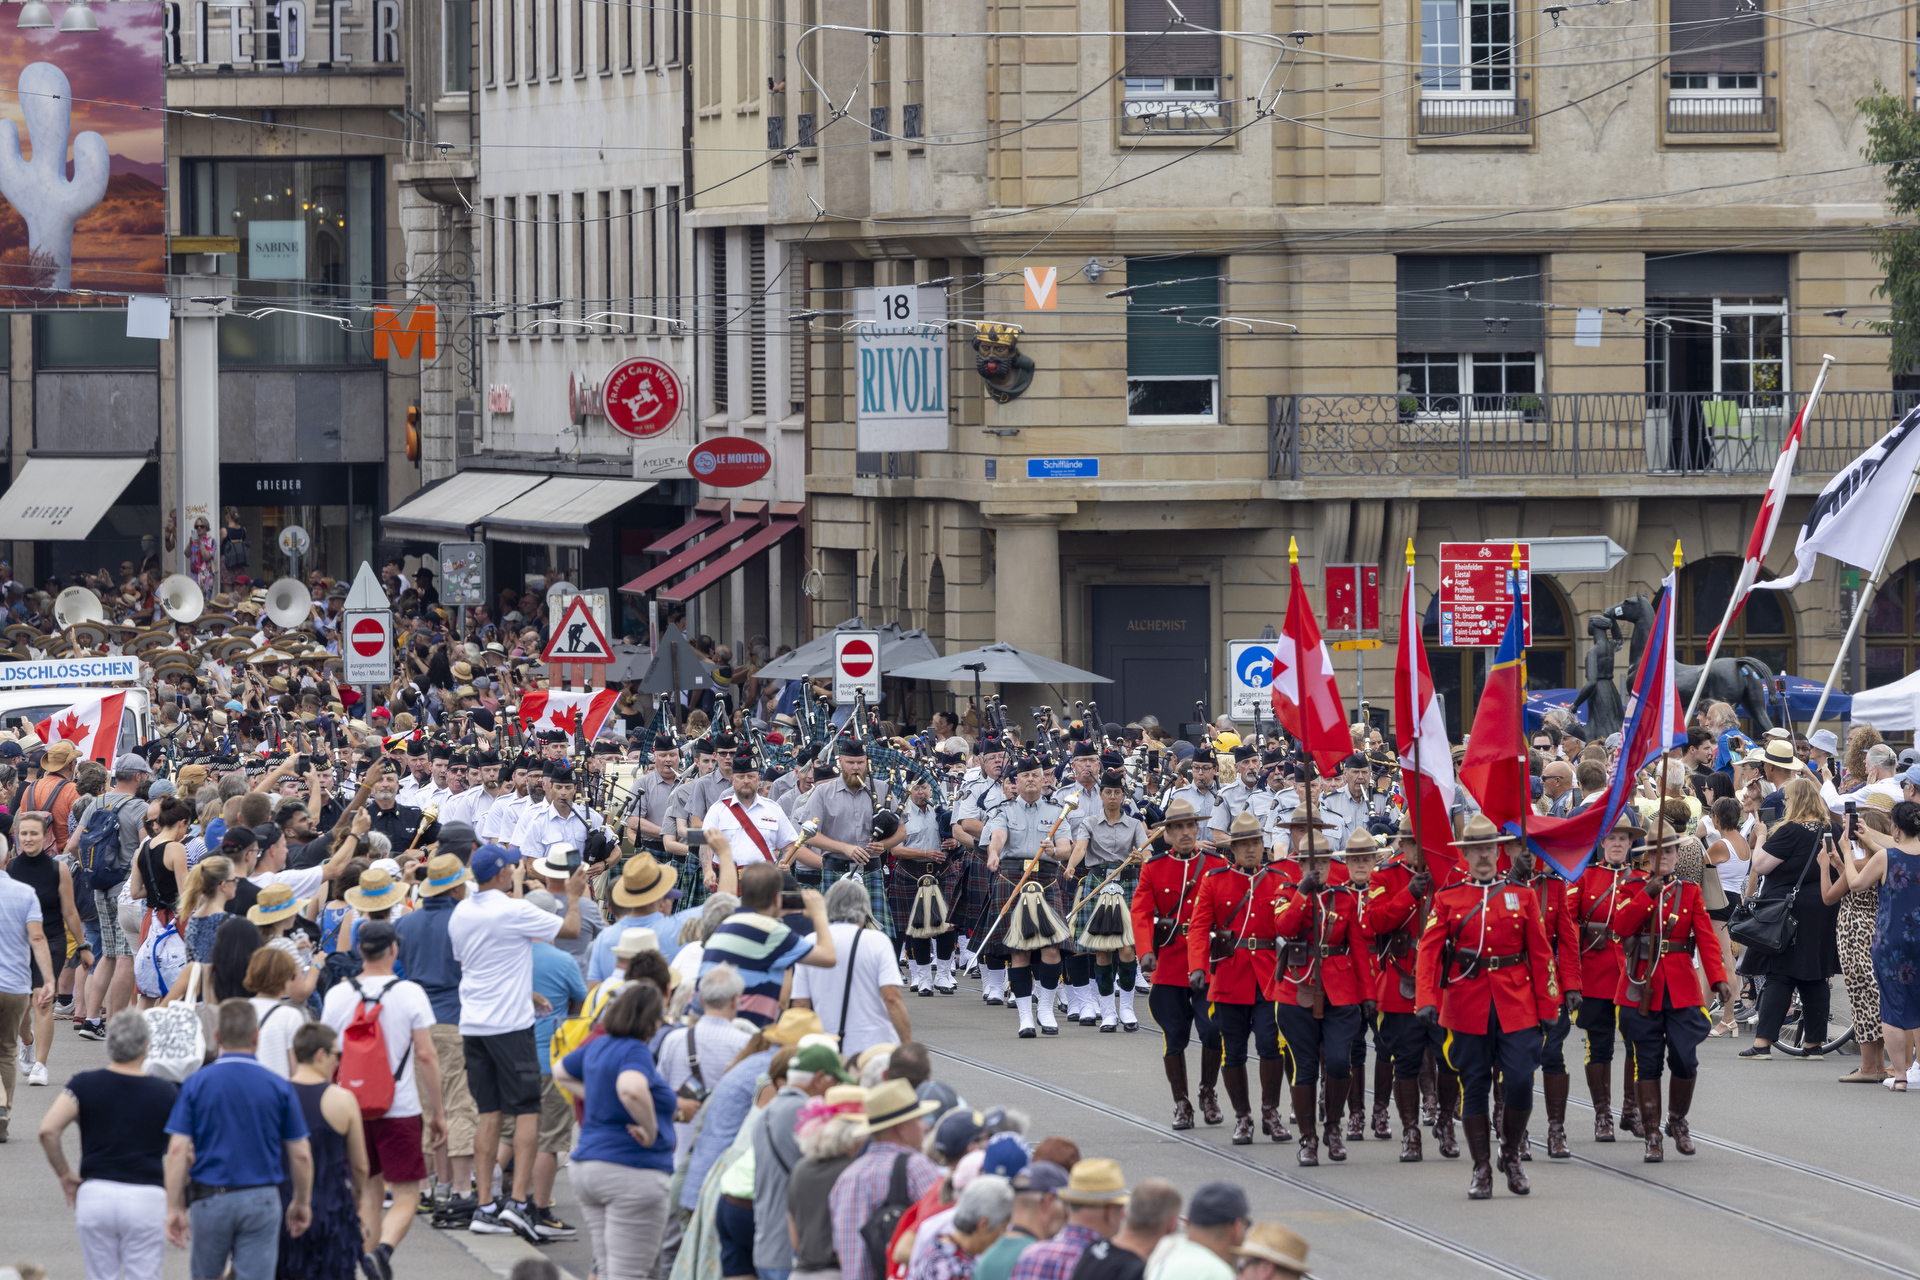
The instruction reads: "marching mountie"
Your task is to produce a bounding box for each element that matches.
[1187,812,1291,1146]
[1130,798,1228,1130]
[1168,753,1225,852]
[1333,830,1390,1144]
[982,756,1077,1038]
[1501,839,1582,1160]
[1610,820,1732,1162]
[1065,768,1151,1031]
[1567,810,1642,1142]
[1415,815,1562,1201]
[1271,826,1376,1166]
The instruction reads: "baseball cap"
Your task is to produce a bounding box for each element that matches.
[981,1132,1030,1179]
[357,920,399,954]
[1011,1160,1069,1194]
[933,1109,990,1160]
[437,821,478,859]
[470,842,522,884]
[1902,764,1920,789]
[114,753,153,775]
[792,1042,856,1083]
[1187,1180,1252,1226]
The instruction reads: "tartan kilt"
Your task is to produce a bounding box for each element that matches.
[948,851,993,938]
[885,860,925,936]
[822,855,894,938]
[674,854,710,911]
[1072,861,1141,936]
[790,860,824,892]
[982,859,1073,957]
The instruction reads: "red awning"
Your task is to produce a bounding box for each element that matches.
[641,497,731,559]
[658,518,802,602]
[621,499,805,598]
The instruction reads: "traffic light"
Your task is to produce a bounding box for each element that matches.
[405,405,421,462]
[972,323,1033,404]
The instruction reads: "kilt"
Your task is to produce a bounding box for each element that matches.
[674,853,710,911]
[1071,861,1141,936]
[947,851,993,938]
[886,860,928,936]
[822,854,894,938]
[982,858,1073,957]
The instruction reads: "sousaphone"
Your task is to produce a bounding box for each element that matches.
[53,585,104,630]
[159,574,205,624]
[265,578,313,630]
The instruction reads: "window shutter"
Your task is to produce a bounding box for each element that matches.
[1396,255,1543,353]
[1670,0,1762,75]
[1124,0,1220,78]
[1126,256,1221,378]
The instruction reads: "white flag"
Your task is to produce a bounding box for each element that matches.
[1754,405,1920,593]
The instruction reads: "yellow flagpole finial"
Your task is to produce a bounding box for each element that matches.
[1511,541,1522,569]
[1289,536,1298,565]
[1404,538,1416,568]
[1673,539,1684,569]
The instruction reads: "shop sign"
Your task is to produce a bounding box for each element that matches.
[248,221,306,279]
[603,357,683,438]
[686,437,771,488]
[855,286,947,452]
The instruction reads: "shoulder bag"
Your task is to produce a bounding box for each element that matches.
[1727,831,1818,956]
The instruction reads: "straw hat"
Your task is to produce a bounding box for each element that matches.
[1056,1158,1130,1207]
[611,851,678,909]
[1449,814,1513,849]
[529,846,578,880]
[417,853,472,897]
[1760,740,1805,772]
[344,867,406,912]
[612,929,660,959]
[764,1007,829,1046]
[246,882,306,926]
[1234,1223,1311,1274]
[853,1078,942,1135]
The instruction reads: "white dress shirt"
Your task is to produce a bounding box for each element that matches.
[700,794,799,865]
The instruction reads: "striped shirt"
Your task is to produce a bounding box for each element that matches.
[699,910,815,1026]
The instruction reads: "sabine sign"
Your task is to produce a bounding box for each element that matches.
[855,286,948,453]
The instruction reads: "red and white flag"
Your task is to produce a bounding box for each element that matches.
[519,689,620,740]
[36,692,128,764]
[1272,547,1351,777]
[1393,547,1462,884]
[1710,357,1827,642]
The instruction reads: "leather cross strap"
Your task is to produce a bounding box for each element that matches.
[725,798,777,862]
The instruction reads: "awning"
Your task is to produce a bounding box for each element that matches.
[621,500,804,599]
[478,477,656,548]
[381,470,548,541]
[0,456,147,540]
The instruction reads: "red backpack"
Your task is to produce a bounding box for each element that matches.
[337,977,413,1119]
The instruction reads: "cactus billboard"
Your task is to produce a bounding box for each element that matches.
[0,2,163,301]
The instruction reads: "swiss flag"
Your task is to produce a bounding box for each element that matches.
[36,692,128,764]
[519,689,620,741]
[1272,552,1351,777]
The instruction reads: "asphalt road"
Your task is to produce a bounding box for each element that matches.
[8,985,1920,1280]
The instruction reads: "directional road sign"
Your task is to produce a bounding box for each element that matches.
[1438,541,1531,648]
[1228,639,1276,720]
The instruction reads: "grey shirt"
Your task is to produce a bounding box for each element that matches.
[1207,778,1257,837]
[1168,783,1224,828]
[986,795,1069,864]
[626,768,680,830]
[753,1085,811,1271]
[1078,812,1148,868]
[805,776,877,852]
[1318,786,1387,849]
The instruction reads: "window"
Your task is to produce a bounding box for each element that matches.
[1121,0,1223,132]
[524,0,536,79]
[183,158,378,365]
[1420,0,1513,92]
[1125,256,1220,420]
[546,0,560,77]
[749,228,767,414]
[1395,255,1541,412]
[600,191,613,324]
[1866,560,1920,689]
[35,313,158,368]
[571,0,584,74]
[643,187,657,329]
[711,227,729,412]
[871,0,890,139]
[1668,0,1769,130]
[445,0,472,91]
[902,0,923,137]
[482,0,494,85]
[573,192,586,322]
[666,188,681,321]
[597,0,609,72]
[1680,555,1794,675]
[505,0,517,81]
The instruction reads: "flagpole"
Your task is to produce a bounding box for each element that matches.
[1684,354,1834,724]
[1404,539,1426,878]
[1810,452,1920,729]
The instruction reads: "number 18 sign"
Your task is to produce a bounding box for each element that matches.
[855,286,947,454]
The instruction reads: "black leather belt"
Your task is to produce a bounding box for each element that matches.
[1235,938,1276,951]
[1455,952,1527,971]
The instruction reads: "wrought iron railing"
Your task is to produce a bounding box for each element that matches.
[1120,97,1233,136]
[767,116,785,150]
[855,451,918,478]
[1265,391,1910,480]
[1417,96,1531,136]
[1665,95,1777,134]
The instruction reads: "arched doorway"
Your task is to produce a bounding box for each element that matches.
[1422,575,1575,740]
[1864,558,1920,688]
[1679,555,1795,674]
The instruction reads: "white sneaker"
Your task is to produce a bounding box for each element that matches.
[1907,1063,1920,1090]
[1015,996,1037,1038]
[1118,985,1139,1030]
[1098,993,1118,1032]
[1036,987,1060,1034]
[27,1062,48,1087]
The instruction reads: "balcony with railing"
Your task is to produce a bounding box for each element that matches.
[1417,96,1531,136]
[1266,391,1905,481]
[1121,95,1233,136]
[1665,95,1777,134]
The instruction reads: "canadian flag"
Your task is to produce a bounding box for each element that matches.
[519,689,620,741]
[1710,356,1825,643]
[36,692,128,764]
[1393,548,1462,885]
[1272,549,1351,777]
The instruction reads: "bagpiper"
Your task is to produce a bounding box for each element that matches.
[1566,810,1642,1141]
[1129,797,1228,1129]
[1415,815,1562,1200]
[982,756,1077,1038]
[1361,815,1458,1161]
[1271,827,1376,1166]
[1065,768,1152,1031]
[1610,817,1732,1162]
[1186,811,1290,1146]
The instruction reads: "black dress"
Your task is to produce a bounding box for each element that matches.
[278,1080,363,1280]
[1738,819,1843,983]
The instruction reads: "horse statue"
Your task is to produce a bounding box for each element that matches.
[1607,594,1776,734]
[1568,614,1627,742]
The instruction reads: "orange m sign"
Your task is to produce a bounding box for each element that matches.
[374,304,438,359]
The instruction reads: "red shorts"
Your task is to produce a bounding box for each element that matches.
[364,1114,428,1185]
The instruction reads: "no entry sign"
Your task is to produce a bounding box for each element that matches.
[833,630,882,706]
[343,610,393,684]
[1437,542,1531,647]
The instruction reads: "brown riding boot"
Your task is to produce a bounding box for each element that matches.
[1639,1078,1664,1163]
[1619,1057,1642,1137]
[1419,1050,1440,1126]
[1198,1040,1224,1126]
[1463,1114,1494,1199]
[1394,1077,1424,1161]
[1544,1073,1571,1159]
[1165,1055,1194,1130]
[1500,1106,1533,1195]
[1223,1064,1254,1145]
[1586,1061,1615,1142]
[1665,1075,1696,1156]
[1491,1079,1506,1154]
[1372,1055,1394,1139]
[1435,1069,1461,1159]
[1291,1084,1320,1166]
[1345,1054,1367,1139]
[1259,1058,1291,1142]
[1323,1077,1351,1162]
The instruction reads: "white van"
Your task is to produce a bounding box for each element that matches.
[0,687,153,760]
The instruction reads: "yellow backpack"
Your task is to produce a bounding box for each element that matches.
[550,977,627,1102]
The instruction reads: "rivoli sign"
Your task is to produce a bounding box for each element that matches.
[855,286,948,453]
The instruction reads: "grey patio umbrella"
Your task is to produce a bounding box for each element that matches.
[632,625,717,694]
[752,618,940,681]
[886,642,1112,686]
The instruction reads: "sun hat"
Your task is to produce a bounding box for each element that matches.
[343,867,405,912]
[853,1078,943,1135]
[612,929,661,959]
[1056,1158,1130,1207]
[764,1007,828,1046]
[1234,1223,1311,1273]
[1449,813,1513,849]
[417,852,472,896]
[611,851,680,909]
[246,882,306,926]
[1760,740,1805,772]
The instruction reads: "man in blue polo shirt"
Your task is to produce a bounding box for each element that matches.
[164,998,313,1280]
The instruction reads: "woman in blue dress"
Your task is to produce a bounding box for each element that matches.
[1838,799,1920,1089]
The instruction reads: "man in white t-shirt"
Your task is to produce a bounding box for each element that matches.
[320,920,444,1280]
[701,753,801,892]
[446,842,588,1244]
[790,877,911,1056]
